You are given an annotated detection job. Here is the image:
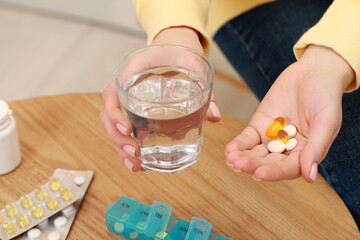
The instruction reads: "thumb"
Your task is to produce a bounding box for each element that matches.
[300,115,341,183]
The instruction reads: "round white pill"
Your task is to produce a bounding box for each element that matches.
[28,228,41,240]
[129,231,139,239]
[114,222,124,233]
[283,125,297,138]
[73,175,85,186]
[285,138,297,151]
[48,231,61,240]
[61,204,76,217]
[54,216,68,229]
[37,219,49,229]
[267,140,285,153]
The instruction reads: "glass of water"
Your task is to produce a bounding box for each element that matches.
[114,45,214,173]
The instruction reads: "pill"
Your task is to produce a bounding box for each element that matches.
[61,205,76,217]
[35,187,47,201]
[266,116,285,140]
[267,140,285,153]
[155,231,168,238]
[32,205,44,219]
[20,195,33,209]
[46,197,58,210]
[17,214,29,228]
[283,125,297,138]
[28,228,41,240]
[54,216,68,228]
[49,178,61,192]
[277,129,289,143]
[73,175,85,186]
[114,222,124,233]
[2,222,15,236]
[48,230,61,240]
[285,138,297,151]
[0,214,3,224]
[5,204,17,218]
[60,188,72,201]
[130,231,139,239]
[37,219,49,229]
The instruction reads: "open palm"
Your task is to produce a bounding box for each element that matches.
[225,45,353,182]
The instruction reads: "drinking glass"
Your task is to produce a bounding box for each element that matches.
[114,45,214,173]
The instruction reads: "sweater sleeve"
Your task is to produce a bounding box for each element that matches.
[132,0,211,51]
[293,0,360,92]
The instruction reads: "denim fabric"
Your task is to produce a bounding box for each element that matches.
[214,0,360,229]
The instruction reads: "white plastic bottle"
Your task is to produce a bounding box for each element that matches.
[0,99,21,175]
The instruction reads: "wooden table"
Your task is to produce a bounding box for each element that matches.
[1,93,359,239]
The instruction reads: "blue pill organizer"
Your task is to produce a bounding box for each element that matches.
[105,196,232,240]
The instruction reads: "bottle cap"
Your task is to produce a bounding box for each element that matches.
[0,100,11,128]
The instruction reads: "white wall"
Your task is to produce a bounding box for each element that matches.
[0,0,242,80]
[0,0,145,37]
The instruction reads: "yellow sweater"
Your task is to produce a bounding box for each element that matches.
[132,0,360,91]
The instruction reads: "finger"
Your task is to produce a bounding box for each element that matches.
[232,151,286,174]
[100,109,140,166]
[226,127,261,153]
[206,88,221,122]
[226,144,268,165]
[300,116,340,182]
[114,146,143,172]
[101,81,133,136]
[253,151,301,181]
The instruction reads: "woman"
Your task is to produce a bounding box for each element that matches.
[100,0,360,228]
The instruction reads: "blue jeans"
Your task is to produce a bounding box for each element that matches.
[214,0,360,229]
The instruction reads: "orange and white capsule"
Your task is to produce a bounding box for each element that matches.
[277,129,289,143]
[266,117,285,140]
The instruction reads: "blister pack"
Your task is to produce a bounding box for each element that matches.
[0,169,93,240]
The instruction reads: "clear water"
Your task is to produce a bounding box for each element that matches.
[119,66,211,173]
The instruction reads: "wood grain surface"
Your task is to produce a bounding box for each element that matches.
[1,93,359,239]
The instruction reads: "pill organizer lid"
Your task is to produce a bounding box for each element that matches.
[163,218,190,240]
[105,196,140,222]
[0,100,10,126]
[125,203,151,230]
[185,217,212,240]
[144,200,173,237]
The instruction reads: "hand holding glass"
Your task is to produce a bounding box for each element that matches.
[114,45,214,173]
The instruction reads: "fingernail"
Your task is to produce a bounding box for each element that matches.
[124,158,134,171]
[226,160,232,167]
[123,145,136,157]
[116,123,127,135]
[309,162,318,182]
[209,102,221,119]
[253,175,263,182]
[232,168,243,173]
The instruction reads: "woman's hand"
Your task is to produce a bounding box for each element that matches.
[225,45,355,182]
[100,27,221,172]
